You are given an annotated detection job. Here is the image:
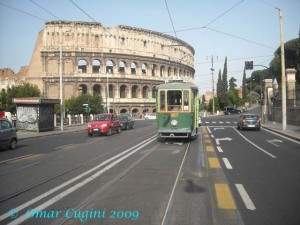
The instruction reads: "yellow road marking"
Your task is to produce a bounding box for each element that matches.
[204,139,212,145]
[215,183,236,209]
[64,144,80,150]
[206,146,214,152]
[8,154,44,163]
[208,157,221,168]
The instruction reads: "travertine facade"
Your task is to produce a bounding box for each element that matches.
[5,20,196,115]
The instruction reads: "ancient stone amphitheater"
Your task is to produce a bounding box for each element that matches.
[25,20,195,116]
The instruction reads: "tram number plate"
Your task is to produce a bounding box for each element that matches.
[171,113,178,117]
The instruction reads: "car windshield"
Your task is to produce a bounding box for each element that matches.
[119,116,128,121]
[244,115,258,120]
[94,115,110,121]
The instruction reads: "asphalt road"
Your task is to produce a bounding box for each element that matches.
[201,108,300,225]
[0,113,299,225]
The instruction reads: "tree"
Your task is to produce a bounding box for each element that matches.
[1,83,41,112]
[270,38,300,87]
[64,94,104,115]
[218,57,229,108]
[242,68,247,99]
[229,77,237,90]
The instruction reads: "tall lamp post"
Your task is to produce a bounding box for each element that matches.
[59,24,64,131]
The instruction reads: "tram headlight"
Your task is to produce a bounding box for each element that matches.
[171,119,178,127]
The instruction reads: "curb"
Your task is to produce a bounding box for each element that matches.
[262,125,300,142]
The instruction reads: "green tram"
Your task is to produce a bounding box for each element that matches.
[155,81,199,139]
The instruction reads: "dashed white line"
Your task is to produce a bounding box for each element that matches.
[222,158,233,169]
[235,184,256,210]
[216,146,223,153]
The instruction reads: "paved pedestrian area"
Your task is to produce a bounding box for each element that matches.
[262,121,300,142]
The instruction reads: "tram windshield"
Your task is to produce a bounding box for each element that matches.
[159,90,189,112]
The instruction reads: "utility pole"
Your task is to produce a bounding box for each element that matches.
[278,8,286,130]
[207,55,218,114]
[59,23,64,131]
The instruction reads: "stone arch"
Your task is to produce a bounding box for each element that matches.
[92,59,101,73]
[78,59,87,73]
[93,84,101,96]
[131,62,137,74]
[78,84,88,94]
[152,86,156,98]
[131,85,139,98]
[160,65,165,77]
[167,67,172,77]
[132,108,139,114]
[142,63,147,75]
[120,108,127,114]
[106,60,114,74]
[108,84,114,98]
[120,85,127,98]
[118,61,126,74]
[142,86,149,98]
[152,64,157,76]
[47,60,58,74]
[174,68,178,76]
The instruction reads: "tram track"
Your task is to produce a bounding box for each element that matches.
[0,134,158,224]
[0,132,157,204]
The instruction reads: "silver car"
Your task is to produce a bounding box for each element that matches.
[237,114,261,131]
[0,118,17,150]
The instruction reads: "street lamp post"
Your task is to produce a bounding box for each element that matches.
[59,24,64,131]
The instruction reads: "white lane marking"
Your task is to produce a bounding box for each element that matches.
[171,150,180,154]
[226,121,231,124]
[214,127,224,131]
[212,121,216,124]
[211,135,215,138]
[216,146,223,153]
[233,128,276,158]
[0,154,33,164]
[205,121,209,124]
[267,139,283,147]
[207,127,212,134]
[222,158,233,169]
[219,121,224,124]
[235,184,256,210]
[0,135,157,223]
[215,137,232,145]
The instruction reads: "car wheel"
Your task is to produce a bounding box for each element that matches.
[126,124,129,130]
[240,126,243,131]
[117,126,121,134]
[9,138,17,150]
[107,128,112,136]
[132,124,134,129]
[88,133,92,137]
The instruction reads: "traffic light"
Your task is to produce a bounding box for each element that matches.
[245,61,253,70]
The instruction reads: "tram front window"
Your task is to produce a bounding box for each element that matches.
[167,90,182,111]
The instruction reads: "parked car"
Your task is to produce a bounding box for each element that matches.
[237,114,261,131]
[224,107,241,115]
[119,114,135,130]
[144,113,156,120]
[87,113,121,136]
[0,118,17,150]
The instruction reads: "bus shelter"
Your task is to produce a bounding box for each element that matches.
[13,98,60,132]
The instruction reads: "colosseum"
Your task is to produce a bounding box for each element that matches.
[5,20,196,116]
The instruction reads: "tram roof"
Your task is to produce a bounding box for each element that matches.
[156,82,198,91]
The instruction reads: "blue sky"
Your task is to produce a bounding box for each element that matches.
[0,0,299,95]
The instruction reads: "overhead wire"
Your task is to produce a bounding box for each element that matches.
[0,2,47,21]
[29,0,61,20]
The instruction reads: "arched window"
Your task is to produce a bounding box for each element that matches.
[152,64,157,76]
[142,63,147,75]
[160,66,165,77]
[78,60,87,73]
[132,85,139,98]
[142,86,149,98]
[106,60,114,74]
[92,60,101,73]
[118,61,126,74]
[131,62,137,74]
[120,85,127,98]
[168,67,172,77]
[109,84,114,98]
[93,84,101,96]
[78,84,87,94]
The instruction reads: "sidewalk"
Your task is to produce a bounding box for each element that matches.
[262,122,300,142]
[17,124,87,140]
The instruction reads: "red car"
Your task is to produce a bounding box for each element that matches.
[87,113,121,136]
